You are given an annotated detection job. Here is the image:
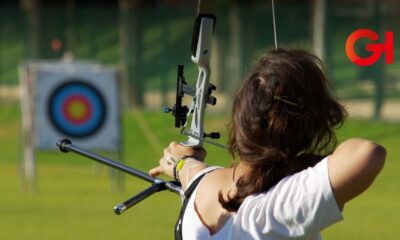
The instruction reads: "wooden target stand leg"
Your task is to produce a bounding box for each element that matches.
[20,64,37,193]
[21,137,36,193]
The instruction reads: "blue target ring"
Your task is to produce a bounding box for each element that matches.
[47,81,107,138]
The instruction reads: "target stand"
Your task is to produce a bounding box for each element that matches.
[20,60,121,191]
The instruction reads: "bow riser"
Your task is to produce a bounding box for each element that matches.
[182,16,215,148]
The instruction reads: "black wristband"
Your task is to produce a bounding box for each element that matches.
[173,163,179,182]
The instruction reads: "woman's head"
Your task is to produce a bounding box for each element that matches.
[221,48,347,211]
[230,48,346,161]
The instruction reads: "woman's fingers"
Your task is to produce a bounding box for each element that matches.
[149,156,176,177]
[149,165,164,177]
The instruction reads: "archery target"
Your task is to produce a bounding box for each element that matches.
[47,81,106,138]
[34,62,120,150]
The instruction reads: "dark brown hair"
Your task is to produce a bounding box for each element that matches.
[220,48,347,212]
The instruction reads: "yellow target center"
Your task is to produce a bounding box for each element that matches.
[68,100,87,119]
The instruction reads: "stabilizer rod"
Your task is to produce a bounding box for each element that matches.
[114,180,165,215]
[57,139,182,214]
[57,139,154,183]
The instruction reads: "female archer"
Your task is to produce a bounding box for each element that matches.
[149,48,386,240]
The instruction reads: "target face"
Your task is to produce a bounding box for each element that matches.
[34,62,120,150]
[47,81,107,138]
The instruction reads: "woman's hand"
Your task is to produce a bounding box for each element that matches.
[149,142,207,178]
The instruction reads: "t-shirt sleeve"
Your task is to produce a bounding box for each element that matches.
[234,157,343,239]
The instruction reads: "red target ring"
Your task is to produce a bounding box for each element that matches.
[62,95,93,125]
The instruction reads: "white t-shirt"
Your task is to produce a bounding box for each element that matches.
[181,157,343,240]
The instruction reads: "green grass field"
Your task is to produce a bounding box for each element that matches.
[0,103,399,239]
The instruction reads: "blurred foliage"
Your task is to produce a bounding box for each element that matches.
[0,1,399,106]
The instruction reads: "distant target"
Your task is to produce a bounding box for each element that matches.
[47,81,107,138]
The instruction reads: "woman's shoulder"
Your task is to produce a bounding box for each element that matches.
[186,166,224,188]
[196,167,236,202]
[194,167,236,235]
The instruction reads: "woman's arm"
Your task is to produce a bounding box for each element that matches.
[149,142,209,190]
[328,138,386,209]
